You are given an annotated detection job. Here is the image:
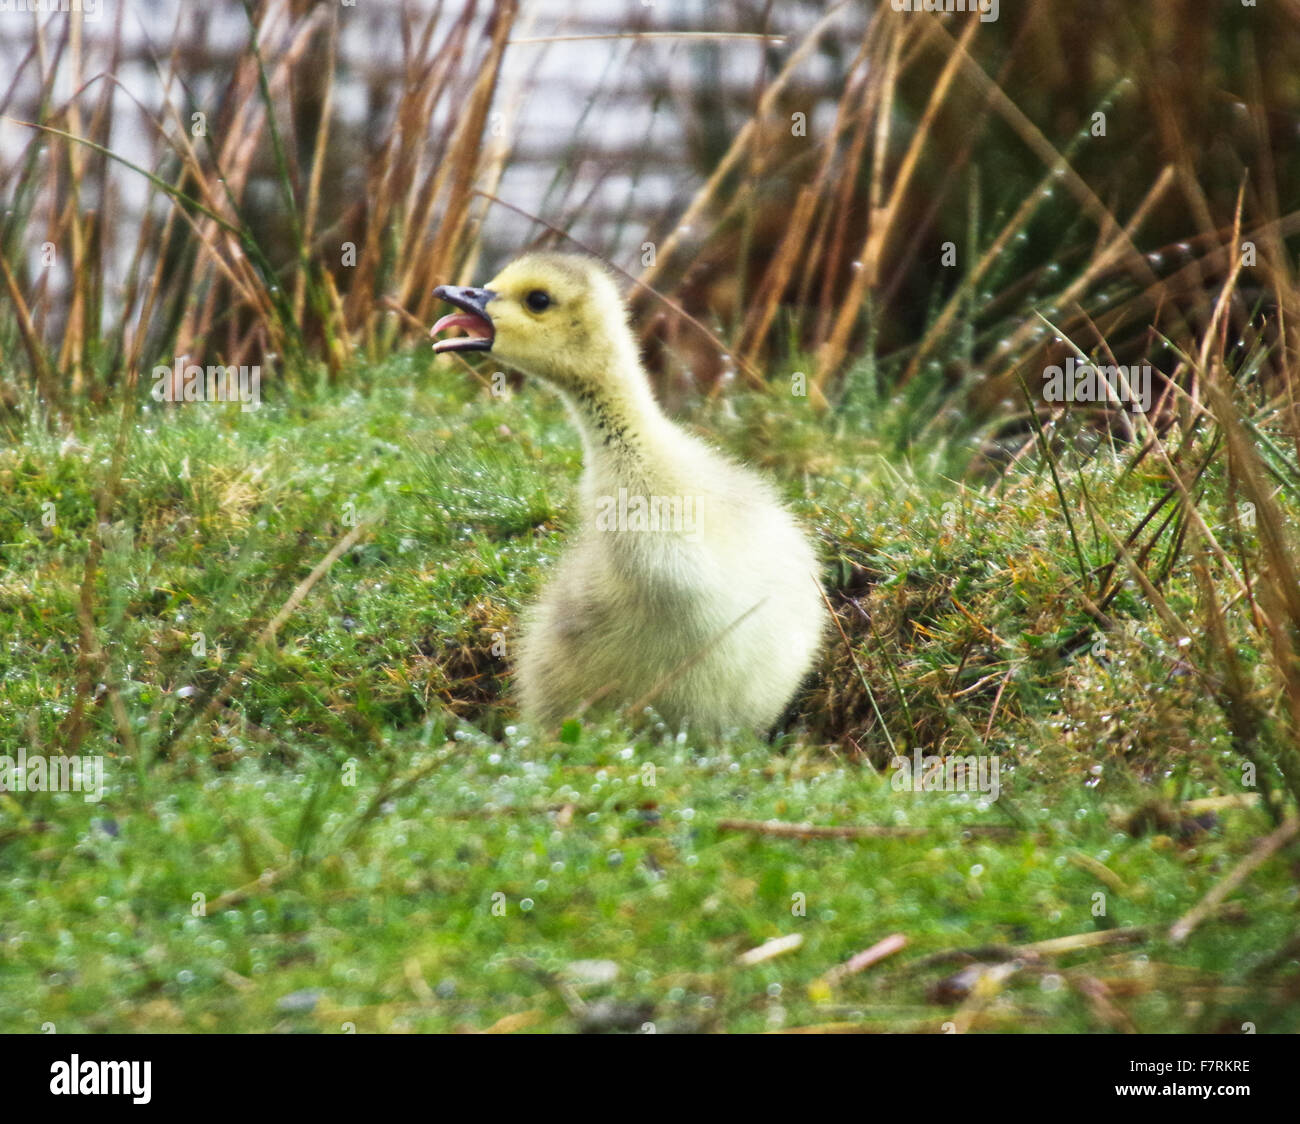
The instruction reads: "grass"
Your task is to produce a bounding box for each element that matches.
[1,352,1297,1033]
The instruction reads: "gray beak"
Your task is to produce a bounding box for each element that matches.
[430,285,496,353]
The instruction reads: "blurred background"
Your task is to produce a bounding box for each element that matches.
[3,0,1300,420]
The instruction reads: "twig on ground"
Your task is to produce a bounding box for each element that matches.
[717,818,1019,840]
[1169,816,1300,943]
[816,933,908,990]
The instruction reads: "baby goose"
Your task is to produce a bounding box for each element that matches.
[431,251,826,733]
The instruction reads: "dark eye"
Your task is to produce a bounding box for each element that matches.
[525,290,551,312]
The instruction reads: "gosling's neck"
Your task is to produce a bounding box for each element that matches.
[546,341,680,487]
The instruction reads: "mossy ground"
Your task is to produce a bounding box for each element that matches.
[0,354,1296,1033]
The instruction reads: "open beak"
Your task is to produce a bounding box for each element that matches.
[430,285,496,353]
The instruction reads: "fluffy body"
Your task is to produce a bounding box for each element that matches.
[438,252,827,732]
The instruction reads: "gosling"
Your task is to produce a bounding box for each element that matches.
[431,251,826,733]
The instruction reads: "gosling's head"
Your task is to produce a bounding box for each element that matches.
[431,252,640,393]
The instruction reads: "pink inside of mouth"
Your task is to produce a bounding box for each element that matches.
[430,311,492,350]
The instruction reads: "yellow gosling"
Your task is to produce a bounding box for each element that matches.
[432,251,826,733]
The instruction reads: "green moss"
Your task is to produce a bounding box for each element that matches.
[0,356,1296,1033]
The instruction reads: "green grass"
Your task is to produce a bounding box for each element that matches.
[0,353,1297,1033]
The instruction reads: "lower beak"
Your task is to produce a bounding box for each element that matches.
[430,285,496,353]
